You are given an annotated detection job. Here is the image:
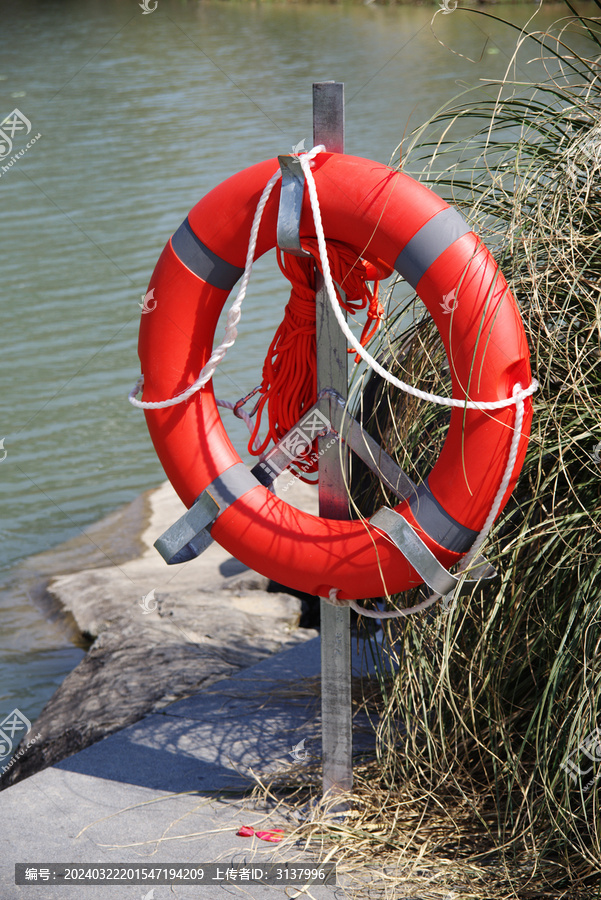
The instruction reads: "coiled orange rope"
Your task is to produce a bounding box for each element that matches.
[246,241,386,481]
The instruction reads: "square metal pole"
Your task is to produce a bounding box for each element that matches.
[313,82,353,799]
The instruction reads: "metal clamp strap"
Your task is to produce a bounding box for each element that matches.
[320,389,418,502]
[154,463,261,565]
[276,155,311,257]
[370,506,496,598]
[251,391,418,503]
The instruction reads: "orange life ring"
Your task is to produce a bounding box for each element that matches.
[137,153,533,601]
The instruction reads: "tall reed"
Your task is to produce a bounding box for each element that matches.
[345,4,601,895]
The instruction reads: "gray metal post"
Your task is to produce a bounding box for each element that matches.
[313,82,353,799]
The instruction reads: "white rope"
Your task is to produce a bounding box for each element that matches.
[128,168,280,409]
[130,144,536,413]
[457,383,525,572]
[323,587,440,619]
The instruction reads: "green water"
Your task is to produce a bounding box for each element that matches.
[0,0,568,718]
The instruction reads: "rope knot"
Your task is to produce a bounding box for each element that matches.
[294,144,326,165]
[321,588,351,608]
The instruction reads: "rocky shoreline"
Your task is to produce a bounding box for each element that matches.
[0,479,318,790]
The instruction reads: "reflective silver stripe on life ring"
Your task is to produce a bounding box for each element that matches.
[394,207,472,290]
[408,479,477,553]
[171,218,245,290]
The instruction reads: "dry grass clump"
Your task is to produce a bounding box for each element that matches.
[262,6,601,899]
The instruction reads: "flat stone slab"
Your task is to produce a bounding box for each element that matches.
[0,478,320,788]
[0,636,380,899]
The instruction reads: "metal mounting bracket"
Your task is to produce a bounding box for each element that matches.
[319,388,418,502]
[276,155,311,257]
[153,463,261,565]
[252,390,418,502]
[370,506,497,600]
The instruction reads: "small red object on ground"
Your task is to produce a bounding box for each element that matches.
[256,830,284,843]
[236,825,284,842]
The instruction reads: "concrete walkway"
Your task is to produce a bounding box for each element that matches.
[1,635,383,900]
